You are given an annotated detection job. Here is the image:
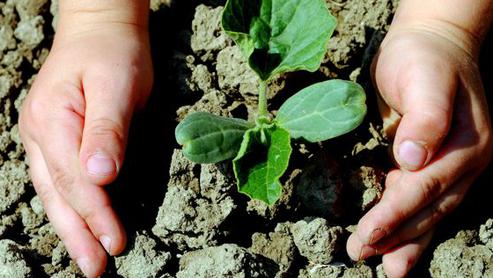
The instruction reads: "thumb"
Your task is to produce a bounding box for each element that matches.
[79,77,136,186]
[391,63,457,171]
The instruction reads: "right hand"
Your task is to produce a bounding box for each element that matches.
[19,18,153,277]
[346,22,492,277]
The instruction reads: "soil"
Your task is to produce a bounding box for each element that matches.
[0,0,492,277]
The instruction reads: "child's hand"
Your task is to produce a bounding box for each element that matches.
[18,12,153,278]
[346,22,492,277]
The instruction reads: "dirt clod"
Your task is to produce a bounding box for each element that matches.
[430,225,493,278]
[250,222,298,275]
[152,150,236,251]
[0,160,30,215]
[191,5,231,62]
[0,239,33,278]
[177,244,278,278]
[116,232,172,278]
[291,218,345,264]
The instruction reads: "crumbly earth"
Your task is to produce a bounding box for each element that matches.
[0,239,33,278]
[430,221,493,278]
[0,0,492,277]
[115,232,173,278]
[176,244,278,278]
[290,218,345,265]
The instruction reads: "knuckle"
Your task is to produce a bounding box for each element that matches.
[86,118,125,148]
[399,257,415,277]
[386,200,407,226]
[50,166,75,198]
[480,127,493,168]
[429,194,459,225]
[417,175,443,205]
[429,202,446,224]
[80,203,111,229]
[421,108,450,135]
[34,183,55,207]
[19,97,45,133]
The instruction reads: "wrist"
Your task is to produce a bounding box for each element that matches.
[387,0,493,59]
[57,0,149,37]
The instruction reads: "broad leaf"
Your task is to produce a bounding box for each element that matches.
[276,80,367,142]
[175,112,253,163]
[233,124,292,205]
[222,0,337,81]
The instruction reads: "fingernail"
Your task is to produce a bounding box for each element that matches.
[87,153,116,176]
[100,235,112,254]
[369,228,387,244]
[398,140,427,170]
[358,245,378,261]
[77,257,92,277]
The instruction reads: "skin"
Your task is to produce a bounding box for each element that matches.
[17,0,493,277]
[346,0,493,277]
[18,1,152,277]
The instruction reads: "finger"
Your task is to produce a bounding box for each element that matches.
[392,61,457,171]
[385,169,401,189]
[382,229,434,278]
[345,170,402,260]
[24,85,127,256]
[24,140,107,278]
[371,175,473,254]
[354,175,473,260]
[355,122,481,246]
[347,230,375,261]
[79,71,138,185]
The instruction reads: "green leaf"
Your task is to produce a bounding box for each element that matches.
[175,112,254,164]
[276,80,367,142]
[232,124,292,205]
[222,0,337,81]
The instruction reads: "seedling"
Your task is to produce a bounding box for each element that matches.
[175,0,367,205]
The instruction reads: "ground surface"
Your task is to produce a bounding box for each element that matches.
[0,0,492,277]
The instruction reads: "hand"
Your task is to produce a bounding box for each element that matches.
[19,21,153,277]
[346,25,493,277]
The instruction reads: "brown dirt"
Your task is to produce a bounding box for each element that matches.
[0,0,492,277]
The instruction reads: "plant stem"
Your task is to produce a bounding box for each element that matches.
[258,81,269,119]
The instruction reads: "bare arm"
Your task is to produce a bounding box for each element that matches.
[390,0,493,57]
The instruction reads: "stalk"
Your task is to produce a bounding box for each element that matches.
[258,81,269,119]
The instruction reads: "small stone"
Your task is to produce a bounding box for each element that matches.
[29,195,45,216]
[299,264,344,278]
[342,264,374,278]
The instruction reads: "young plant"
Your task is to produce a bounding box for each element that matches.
[175,0,367,205]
